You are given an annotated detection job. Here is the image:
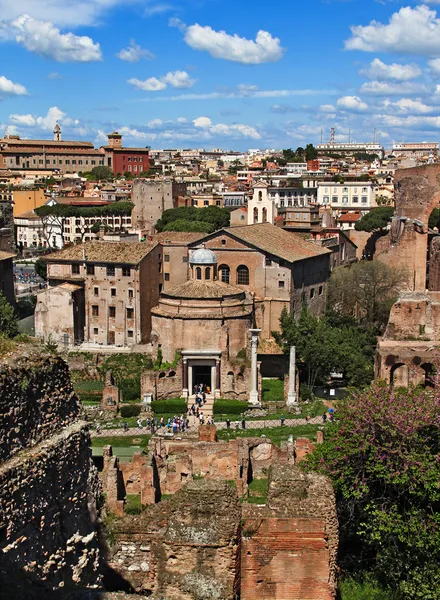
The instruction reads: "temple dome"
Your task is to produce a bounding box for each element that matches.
[189,247,218,265]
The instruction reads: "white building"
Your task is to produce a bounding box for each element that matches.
[15,209,64,249]
[317,182,375,212]
[222,191,247,208]
[247,181,275,224]
[391,142,438,158]
[317,142,384,158]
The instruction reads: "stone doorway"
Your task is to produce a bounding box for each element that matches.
[192,365,212,391]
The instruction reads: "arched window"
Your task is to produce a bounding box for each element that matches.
[262,207,268,223]
[219,264,230,284]
[196,267,202,280]
[205,267,211,280]
[237,265,249,285]
[253,207,258,224]
[258,190,263,201]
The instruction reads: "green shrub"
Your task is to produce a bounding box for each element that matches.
[213,399,247,415]
[300,383,313,401]
[124,494,143,515]
[151,399,187,414]
[119,377,140,402]
[120,404,141,418]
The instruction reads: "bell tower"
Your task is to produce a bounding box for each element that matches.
[53,122,61,142]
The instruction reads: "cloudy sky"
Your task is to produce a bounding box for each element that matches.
[2,0,440,149]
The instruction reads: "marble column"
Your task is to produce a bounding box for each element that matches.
[182,358,188,399]
[215,358,221,398]
[249,328,261,406]
[286,346,298,406]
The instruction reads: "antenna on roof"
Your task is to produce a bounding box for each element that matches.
[330,127,335,143]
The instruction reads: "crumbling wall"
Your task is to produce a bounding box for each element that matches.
[107,480,241,598]
[0,357,102,597]
[241,465,338,600]
[376,164,440,291]
[0,357,80,462]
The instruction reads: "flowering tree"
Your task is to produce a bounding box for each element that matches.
[306,378,440,598]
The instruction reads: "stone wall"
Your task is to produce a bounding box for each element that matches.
[241,465,338,600]
[0,357,80,462]
[107,480,241,598]
[0,356,103,597]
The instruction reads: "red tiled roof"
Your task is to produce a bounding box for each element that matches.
[338,212,362,222]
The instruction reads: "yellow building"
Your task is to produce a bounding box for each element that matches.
[12,189,47,216]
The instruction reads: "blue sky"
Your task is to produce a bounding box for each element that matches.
[2,0,440,150]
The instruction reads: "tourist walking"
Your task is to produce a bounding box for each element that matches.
[280,414,285,426]
[226,418,231,430]
[241,418,246,430]
[137,418,143,429]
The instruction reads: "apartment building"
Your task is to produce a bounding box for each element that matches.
[35,241,161,347]
[317,181,375,212]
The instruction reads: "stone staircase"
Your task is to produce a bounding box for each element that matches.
[186,395,215,422]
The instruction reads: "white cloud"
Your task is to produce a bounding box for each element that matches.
[172,20,284,64]
[391,98,432,114]
[162,70,195,88]
[319,104,336,112]
[360,81,429,95]
[147,118,163,128]
[144,3,173,17]
[0,75,28,97]
[0,0,137,27]
[117,39,154,62]
[9,106,66,129]
[345,5,440,55]
[337,95,368,112]
[429,58,440,74]
[134,87,334,102]
[193,115,261,139]
[1,14,102,62]
[361,58,421,81]
[128,77,166,91]
[128,70,195,91]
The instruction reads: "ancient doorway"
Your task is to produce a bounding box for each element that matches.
[421,362,435,387]
[192,365,212,390]
[390,363,409,388]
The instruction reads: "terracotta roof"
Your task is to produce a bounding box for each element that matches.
[338,212,362,222]
[163,279,245,299]
[0,251,15,260]
[15,210,41,220]
[45,241,157,264]
[223,223,330,262]
[154,232,207,244]
[0,138,94,148]
[54,197,109,206]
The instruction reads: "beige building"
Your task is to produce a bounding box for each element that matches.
[35,241,161,348]
[131,180,186,235]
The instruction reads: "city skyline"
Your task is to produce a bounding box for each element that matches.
[1,1,440,149]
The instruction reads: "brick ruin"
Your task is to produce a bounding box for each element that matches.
[375,164,440,384]
[100,431,338,599]
[0,355,102,598]
[0,351,338,599]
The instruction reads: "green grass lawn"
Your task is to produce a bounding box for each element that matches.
[91,434,151,447]
[217,424,322,446]
[245,477,268,504]
[261,378,284,402]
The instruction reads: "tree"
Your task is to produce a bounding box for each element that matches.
[328,260,406,331]
[305,143,318,161]
[89,166,114,181]
[355,207,394,232]
[305,377,440,599]
[35,258,47,280]
[429,208,440,230]
[155,205,230,233]
[163,219,215,233]
[228,159,243,175]
[273,306,375,388]
[376,194,393,207]
[0,293,18,338]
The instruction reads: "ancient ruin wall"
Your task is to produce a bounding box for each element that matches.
[107,480,241,599]
[0,357,102,596]
[0,357,80,462]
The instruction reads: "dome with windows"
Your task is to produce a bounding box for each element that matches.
[189,247,218,265]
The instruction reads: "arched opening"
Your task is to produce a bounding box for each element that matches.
[253,207,258,224]
[421,362,435,387]
[219,264,230,284]
[236,265,249,285]
[262,207,268,223]
[258,190,262,201]
[390,363,409,388]
[196,266,202,280]
[205,266,211,280]
[159,371,166,379]
[168,370,176,378]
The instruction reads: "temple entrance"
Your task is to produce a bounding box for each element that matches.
[193,365,212,390]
